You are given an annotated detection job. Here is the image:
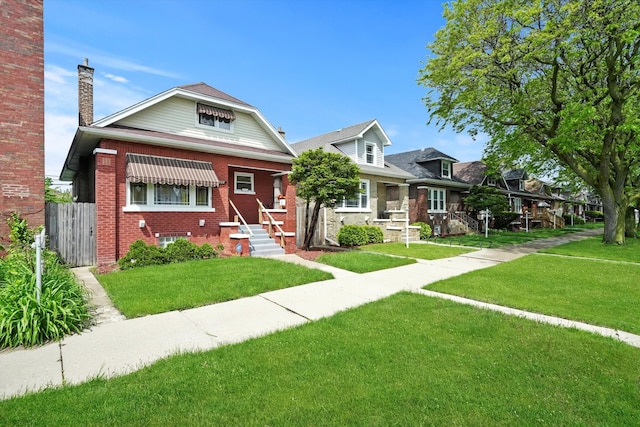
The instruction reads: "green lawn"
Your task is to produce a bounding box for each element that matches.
[359,242,476,259]
[1,293,638,425]
[427,254,640,334]
[438,226,596,248]
[97,257,333,318]
[316,251,415,273]
[541,236,640,263]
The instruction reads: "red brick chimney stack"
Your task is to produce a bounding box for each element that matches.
[78,58,94,126]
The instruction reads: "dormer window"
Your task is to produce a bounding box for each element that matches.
[441,161,451,179]
[365,142,375,165]
[487,177,497,186]
[519,179,524,191]
[197,103,235,131]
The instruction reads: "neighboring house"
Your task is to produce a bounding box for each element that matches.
[0,0,45,244]
[60,63,298,269]
[291,120,415,244]
[454,161,565,229]
[386,148,472,235]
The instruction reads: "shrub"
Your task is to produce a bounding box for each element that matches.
[363,225,384,244]
[338,225,368,247]
[585,210,604,221]
[117,239,223,270]
[165,238,200,263]
[412,222,433,240]
[0,249,91,348]
[563,214,586,225]
[118,240,167,270]
[493,212,521,230]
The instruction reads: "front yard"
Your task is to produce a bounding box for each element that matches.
[1,292,638,425]
[2,232,638,425]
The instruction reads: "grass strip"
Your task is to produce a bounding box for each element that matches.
[97,257,333,318]
[439,226,598,248]
[360,242,475,259]
[315,251,415,273]
[1,293,638,425]
[427,254,640,334]
[540,236,640,264]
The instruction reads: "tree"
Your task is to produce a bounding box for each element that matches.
[463,185,510,217]
[290,148,361,250]
[419,0,640,244]
[45,178,72,203]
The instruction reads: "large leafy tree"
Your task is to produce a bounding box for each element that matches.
[420,0,640,244]
[290,148,361,250]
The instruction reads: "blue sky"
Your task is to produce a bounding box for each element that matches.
[44,0,487,184]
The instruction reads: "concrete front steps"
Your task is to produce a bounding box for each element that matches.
[239,224,285,257]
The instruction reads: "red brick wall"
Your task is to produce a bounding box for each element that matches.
[0,0,44,242]
[95,140,295,264]
[95,151,117,266]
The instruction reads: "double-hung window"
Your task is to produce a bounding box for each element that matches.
[365,143,375,165]
[340,179,369,210]
[428,188,447,213]
[513,197,522,213]
[441,161,451,179]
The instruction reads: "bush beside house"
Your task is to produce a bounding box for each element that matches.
[0,215,91,348]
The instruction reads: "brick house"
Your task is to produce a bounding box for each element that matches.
[60,64,297,269]
[291,120,416,244]
[0,0,45,243]
[386,148,472,236]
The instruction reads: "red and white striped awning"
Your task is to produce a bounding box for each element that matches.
[196,103,235,121]
[126,153,220,187]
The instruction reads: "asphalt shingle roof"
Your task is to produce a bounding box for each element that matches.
[178,83,254,107]
[386,148,462,181]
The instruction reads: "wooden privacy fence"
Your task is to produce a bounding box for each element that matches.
[45,202,96,267]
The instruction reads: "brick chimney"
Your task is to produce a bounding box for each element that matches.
[78,58,94,126]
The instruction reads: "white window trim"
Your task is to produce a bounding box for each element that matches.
[428,187,447,213]
[441,161,451,179]
[487,177,497,186]
[365,142,376,165]
[513,197,522,213]
[518,180,524,191]
[336,179,371,212]
[234,172,255,194]
[123,182,215,212]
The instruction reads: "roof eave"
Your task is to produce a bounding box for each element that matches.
[60,127,295,181]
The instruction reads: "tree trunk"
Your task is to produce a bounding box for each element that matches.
[600,190,625,244]
[303,202,322,250]
[625,206,638,238]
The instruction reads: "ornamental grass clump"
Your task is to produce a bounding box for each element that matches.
[0,215,91,348]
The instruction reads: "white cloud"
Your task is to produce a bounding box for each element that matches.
[47,40,181,79]
[103,73,129,84]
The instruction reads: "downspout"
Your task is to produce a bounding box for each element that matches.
[323,206,340,246]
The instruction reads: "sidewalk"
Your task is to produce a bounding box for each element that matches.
[2,228,633,400]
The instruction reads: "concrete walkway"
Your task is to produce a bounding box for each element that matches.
[2,228,637,400]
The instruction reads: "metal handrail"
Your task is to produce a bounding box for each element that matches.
[256,198,286,248]
[229,199,253,236]
[449,211,480,232]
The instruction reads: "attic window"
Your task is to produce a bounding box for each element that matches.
[441,161,451,179]
[519,179,524,191]
[197,103,235,130]
[487,177,497,186]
